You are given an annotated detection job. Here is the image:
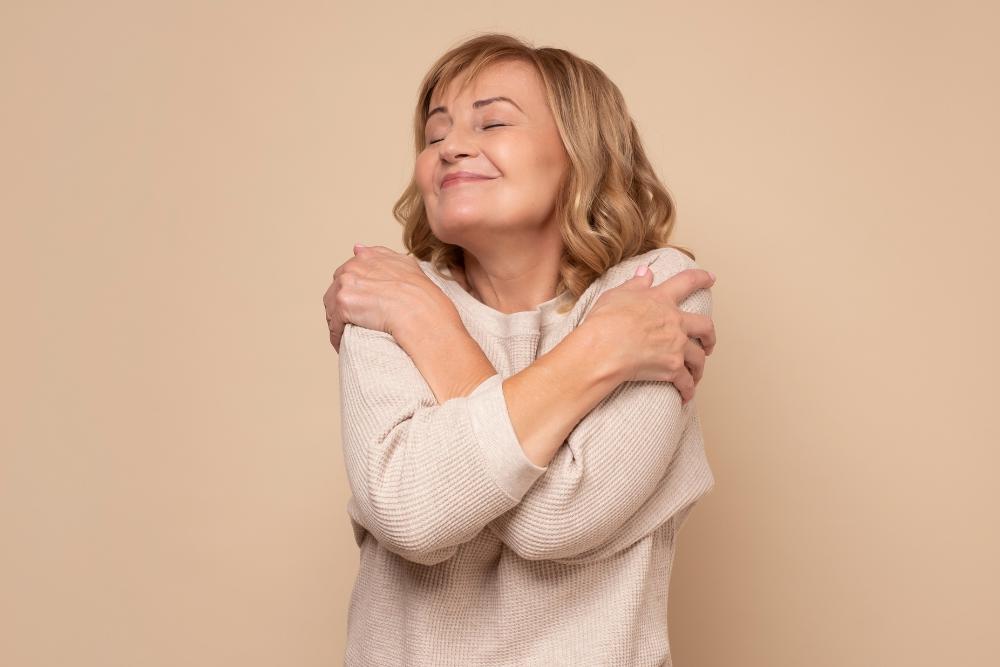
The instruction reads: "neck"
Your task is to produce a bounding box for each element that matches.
[458,248,563,315]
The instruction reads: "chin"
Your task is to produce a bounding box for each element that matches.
[432,208,494,227]
[428,214,499,244]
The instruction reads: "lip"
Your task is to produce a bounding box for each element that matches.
[440,171,496,189]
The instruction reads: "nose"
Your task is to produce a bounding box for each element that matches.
[438,124,479,161]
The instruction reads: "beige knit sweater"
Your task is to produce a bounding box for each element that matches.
[338,246,715,666]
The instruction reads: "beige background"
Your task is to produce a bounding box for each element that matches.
[2,1,997,665]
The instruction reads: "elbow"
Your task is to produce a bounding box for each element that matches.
[487,523,596,562]
[352,498,461,565]
[365,485,472,566]
[364,511,461,565]
[388,541,460,566]
[364,503,452,562]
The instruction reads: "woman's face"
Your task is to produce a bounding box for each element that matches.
[415,60,570,245]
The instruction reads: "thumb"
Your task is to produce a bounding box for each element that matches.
[629,263,654,285]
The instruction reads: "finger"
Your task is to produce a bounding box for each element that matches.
[680,312,717,356]
[332,257,356,283]
[357,244,398,256]
[674,366,695,406]
[327,282,352,333]
[655,268,716,305]
[328,312,346,348]
[323,281,334,308]
[683,339,706,385]
[623,264,654,287]
[334,257,374,291]
[323,282,341,324]
[324,278,344,320]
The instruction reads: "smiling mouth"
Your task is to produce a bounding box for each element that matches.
[441,176,495,189]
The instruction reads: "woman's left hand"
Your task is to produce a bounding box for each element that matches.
[323,244,458,353]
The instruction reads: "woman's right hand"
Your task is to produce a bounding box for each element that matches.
[581,265,717,405]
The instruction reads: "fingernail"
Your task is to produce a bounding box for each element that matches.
[636,265,648,276]
[708,271,716,281]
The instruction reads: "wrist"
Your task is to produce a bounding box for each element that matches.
[566,321,631,388]
[394,309,497,403]
[392,297,463,351]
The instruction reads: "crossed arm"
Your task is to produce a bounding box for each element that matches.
[338,249,712,565]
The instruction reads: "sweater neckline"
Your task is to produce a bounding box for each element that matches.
[418,260,573,336]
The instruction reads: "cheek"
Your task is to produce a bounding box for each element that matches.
[508,155,564,203]
[415,154,436,195]
[536,135,569,180]
[494,138,565,186]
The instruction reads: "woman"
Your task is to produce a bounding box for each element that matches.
[323,33,718,666]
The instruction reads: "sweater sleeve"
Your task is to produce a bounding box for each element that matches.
[486,248,715,564]
[338,323,548,566]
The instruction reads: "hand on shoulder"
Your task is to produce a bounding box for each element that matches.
[579,247,718,403]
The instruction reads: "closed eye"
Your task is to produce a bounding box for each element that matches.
[428,124,507,145]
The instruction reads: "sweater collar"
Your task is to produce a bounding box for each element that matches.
[418,260,573,336]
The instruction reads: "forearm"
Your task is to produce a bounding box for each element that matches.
[339,323,546,565]
[394,313,498,405]
[503,325,625,468]
[395,316,626,469]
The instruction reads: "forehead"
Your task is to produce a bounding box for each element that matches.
[428,59,543,110]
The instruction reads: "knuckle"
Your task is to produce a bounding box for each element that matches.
[667,352,685,372]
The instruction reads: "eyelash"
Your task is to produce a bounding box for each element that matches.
[427,123,506,145]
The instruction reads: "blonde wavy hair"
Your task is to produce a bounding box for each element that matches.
[393,32,695,314]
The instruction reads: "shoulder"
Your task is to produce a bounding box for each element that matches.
[338,324,438,416]
[592,246,701,291]
[417,259,459,294]
[339,323,432,399]
[632,246,700,283]
[606,247,712,316]
[339,323,410,371]
[341,321,396,349]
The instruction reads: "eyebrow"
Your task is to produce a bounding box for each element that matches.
[426,96,523,120]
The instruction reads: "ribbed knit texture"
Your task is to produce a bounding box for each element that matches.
[338,246,715,666]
